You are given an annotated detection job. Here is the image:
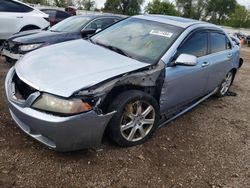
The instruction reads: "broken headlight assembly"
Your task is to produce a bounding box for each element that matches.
[31,93,93,115]
[19,43,44,52]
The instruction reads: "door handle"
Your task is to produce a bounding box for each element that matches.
[16,16,23,18]
[202,62,210,67]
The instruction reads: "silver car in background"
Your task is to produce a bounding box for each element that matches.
[5,15,241,152]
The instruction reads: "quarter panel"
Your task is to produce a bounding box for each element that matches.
[0,12,19,39]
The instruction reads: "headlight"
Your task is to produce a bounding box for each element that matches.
[19,43,43,52]
[32,93,92,115]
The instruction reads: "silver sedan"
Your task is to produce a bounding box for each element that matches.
[5,15,241,151]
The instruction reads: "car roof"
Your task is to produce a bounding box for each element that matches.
[40,8,70,14]
[76,14,126,19]
[134,15,217,29]
[40,8,64,11]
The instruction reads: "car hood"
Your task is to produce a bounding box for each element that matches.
[15,39,149,98]
[12,30,78,44]
[11,29,42,40]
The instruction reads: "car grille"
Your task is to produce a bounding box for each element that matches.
[4,41,19,54]
[13,73,37,100]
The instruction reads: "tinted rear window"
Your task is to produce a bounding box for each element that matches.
[41,9,56,19]
[0,0,33,12]
[210,32,227,53]
[56,11,70,19]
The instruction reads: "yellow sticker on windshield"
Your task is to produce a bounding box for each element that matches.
[150,30,173,38]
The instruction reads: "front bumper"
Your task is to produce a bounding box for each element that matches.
[5,68,114,152]
[1,48,22,62]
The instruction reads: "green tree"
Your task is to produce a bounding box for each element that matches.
[176,0,192,18]
[103,0,144,15]
[83,0,95,10]
[205,0,237,24]
[54,0,68,7]
[22,0,49,5]
[76,0,95,10]
[145,0,179,16]
[76,0,83,9]
[228,4,250,28]
[176,0,207,19]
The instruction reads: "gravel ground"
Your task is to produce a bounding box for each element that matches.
[0,48,250,188]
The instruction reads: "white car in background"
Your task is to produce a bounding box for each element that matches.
[0,0,49,45]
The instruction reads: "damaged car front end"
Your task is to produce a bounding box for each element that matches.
[4,18,170,151]
[5,68,116,151]
[5,56,165,151]
[5,15,240,151]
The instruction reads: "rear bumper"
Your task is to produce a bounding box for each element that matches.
[5,68,114,152]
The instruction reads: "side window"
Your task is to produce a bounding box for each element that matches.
[42,10,56,19]
[99,18,116,29]
[86,18,116,30]
[56,11,70,20]
[0,0,33,13]
[210,32,227,53]
[178,32,208,57]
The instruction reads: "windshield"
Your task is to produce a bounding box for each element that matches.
[50,16,90,32]
[91,17,183,64]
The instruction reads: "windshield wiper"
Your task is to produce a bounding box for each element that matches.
[95,42,131,58]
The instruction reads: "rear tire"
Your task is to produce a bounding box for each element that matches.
[215,71,234,97]
[107,90,159,147]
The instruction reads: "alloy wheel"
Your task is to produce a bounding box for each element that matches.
[220,72,233,95]
[120,101,156,142]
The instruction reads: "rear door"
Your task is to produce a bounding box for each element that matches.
[0,0,33,39]
[205,31,234,93]
[161,31,210,112]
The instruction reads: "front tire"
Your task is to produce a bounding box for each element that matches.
[107,90,159,147]
[215,71,234,97]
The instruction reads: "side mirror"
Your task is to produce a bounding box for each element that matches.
[81,29,96,38]
[175,54,197,66]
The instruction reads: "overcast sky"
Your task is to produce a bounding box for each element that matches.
[95,0,250,9]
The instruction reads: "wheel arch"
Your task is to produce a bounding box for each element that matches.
[20,25,41,32]
[100,84,160,114]
[230,68,237,83]
[231,67,237,74]
[239,58,244,68]
[93,62,166,114]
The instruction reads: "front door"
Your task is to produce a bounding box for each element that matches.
[160,31,210,113]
